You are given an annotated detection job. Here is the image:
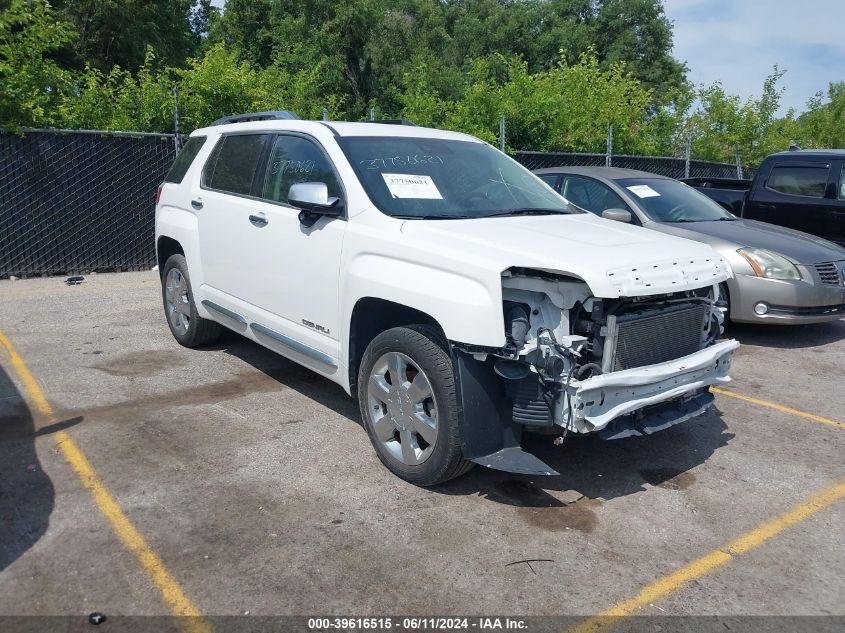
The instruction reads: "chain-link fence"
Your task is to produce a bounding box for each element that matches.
[0,127,749,279]
[511,151,746,179]
[1,129,177,278]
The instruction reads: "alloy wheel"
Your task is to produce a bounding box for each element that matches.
[366,351,439,466]
[165,268,191,336]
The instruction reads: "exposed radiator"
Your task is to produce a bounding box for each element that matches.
[602,303,708,372]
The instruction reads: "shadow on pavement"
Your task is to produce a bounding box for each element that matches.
[726,319,845,349]
[209,331,732,507]
[209,330,362,423]
[0,363,55,572]
[435,410,732,506]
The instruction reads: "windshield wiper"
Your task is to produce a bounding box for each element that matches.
[392,214,476,220]
[483,208,572,217]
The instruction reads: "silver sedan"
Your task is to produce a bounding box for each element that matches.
[535,166,845,324]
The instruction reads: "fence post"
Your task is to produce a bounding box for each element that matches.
[684,136,692,179]
[499,116,506,152]
[605,124,613,167]
[735,148,743,179]
[369,106,376,121]
[322,107,329,121]
[172,86,181,152]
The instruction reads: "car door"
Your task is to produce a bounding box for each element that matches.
[239,133,347,365]
[831,161,845,246]
[561,175,636,221]
[196,131,346,370]
[745,161,837,242]
[196,132,274,304]
[537,173,561,191]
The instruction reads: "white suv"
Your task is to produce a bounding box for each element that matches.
[155,111,739,486]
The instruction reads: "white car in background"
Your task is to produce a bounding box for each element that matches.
[155,111,738,486]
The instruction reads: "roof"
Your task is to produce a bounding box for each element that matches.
[769,148,845,158]
[533,165,670,181]
[191,119,480,142]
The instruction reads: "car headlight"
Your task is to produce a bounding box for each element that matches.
[737,248,801,280]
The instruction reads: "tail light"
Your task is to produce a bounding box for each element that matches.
[155,183,164,206]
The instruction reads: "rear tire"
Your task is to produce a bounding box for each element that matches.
[357,325,473,486]
[161,254,223,348]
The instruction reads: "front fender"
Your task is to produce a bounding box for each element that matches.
[341,253,506,346]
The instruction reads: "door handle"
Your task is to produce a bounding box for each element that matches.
[191,199,203,210]
[249,213,268,227]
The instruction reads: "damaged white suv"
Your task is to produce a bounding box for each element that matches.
[155,111,739,486]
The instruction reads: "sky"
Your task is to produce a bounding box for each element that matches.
[663,0,845,115]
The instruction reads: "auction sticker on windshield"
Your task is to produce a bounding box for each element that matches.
[627,184,661,198]
[382,174,443,199]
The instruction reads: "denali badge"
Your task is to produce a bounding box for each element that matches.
[302,319,330,335]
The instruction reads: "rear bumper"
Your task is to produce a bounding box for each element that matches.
[570,338,739,431]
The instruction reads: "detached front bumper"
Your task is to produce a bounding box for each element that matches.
[569,338,740,432]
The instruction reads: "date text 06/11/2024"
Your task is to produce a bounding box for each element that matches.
[307,617,528,630]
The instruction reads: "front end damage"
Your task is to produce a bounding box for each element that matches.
[451,266,738,476]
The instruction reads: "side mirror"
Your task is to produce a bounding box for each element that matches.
[288,182,344,227]
[601,208,632,223]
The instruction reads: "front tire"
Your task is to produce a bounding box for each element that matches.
[357,325,472,486]
[161,254,223,348]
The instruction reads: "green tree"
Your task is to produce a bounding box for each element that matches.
[0,0,76,128]
[798,82,845,148]
[686,68,795,165]
[400,50,654,153]
[592,0,687,106]
[208,0,688,120]
[52,0,202,72]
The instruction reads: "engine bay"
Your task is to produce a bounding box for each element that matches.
[484,267,728,435]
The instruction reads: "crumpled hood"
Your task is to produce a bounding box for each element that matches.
[654,219,845,265]
[400,213,731,298]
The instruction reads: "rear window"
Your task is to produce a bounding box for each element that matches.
[767,164,829,198]
[204,134,271,196]
[164,136,206,183]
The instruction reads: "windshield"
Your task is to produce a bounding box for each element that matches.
[338,136,577,219]
[618,178,736,222]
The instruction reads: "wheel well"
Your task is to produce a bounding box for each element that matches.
[156,236,184,276]
[348,298,444,392]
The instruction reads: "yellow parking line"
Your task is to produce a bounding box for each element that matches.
[711,386,844,430]
[569,480,845,633]
[0,331,210,633]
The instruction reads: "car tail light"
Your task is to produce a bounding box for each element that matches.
[155,183,164,206]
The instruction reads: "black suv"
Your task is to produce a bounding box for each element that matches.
[684,149,845,247]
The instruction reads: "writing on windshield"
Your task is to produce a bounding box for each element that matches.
[339,136,571,219]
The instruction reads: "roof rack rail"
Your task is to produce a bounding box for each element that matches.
[210,110,300,126]
[364,119,417,126]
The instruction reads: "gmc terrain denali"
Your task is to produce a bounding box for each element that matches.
[155,111,739,485]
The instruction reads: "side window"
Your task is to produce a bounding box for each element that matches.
[204,134,271,195]
[165,136,206,183]
[562,176,628,215]
[262,135,340,204]
[839,165,845,200]
[767,164,829,198]
[538,174,560,191]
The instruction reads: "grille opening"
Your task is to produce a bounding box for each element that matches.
[814,262,841,286]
